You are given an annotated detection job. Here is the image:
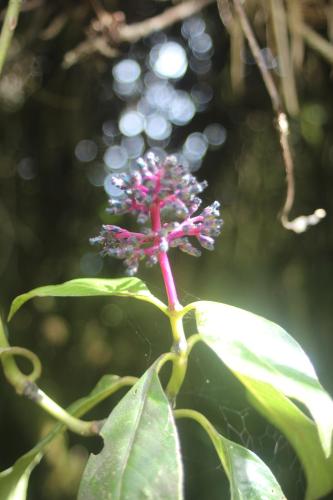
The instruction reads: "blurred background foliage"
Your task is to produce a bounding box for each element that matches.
[0,0,333,499]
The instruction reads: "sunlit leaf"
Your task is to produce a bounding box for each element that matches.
[8,277,167,321]
[192,300,333,499]
[78,365,183,500]
[247,380,333,500]
[177,409,286,499]
[218,436,286,500]
[0,374,130,500]
[0,454,41,500]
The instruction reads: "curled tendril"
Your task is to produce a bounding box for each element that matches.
[0,346,42,386]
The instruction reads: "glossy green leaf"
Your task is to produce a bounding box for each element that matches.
[0,454,41,500]
[78,365,183,500]
[218,436,286,500]
[8,277,167,321]
[176,409,286,500]
[193,301,333,499]
[246,379,333,500]
[0,374,130,500]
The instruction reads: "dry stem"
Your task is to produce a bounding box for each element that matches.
[228,0,326,233]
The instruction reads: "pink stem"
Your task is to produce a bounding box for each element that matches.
[150,203,180,310]
[114,230,150,242]
[168,226,201,241]
[130,200,149,213]
[189,215,204,223]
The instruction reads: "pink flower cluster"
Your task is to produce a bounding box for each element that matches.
[91,153,222,275]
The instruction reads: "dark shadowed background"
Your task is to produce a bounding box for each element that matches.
[0,1,332,499]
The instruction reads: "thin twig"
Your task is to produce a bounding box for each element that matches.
[216,0,233,32]
[40,12,68,40]
[277,113,295,218]
[63,36,119,69]
[117,0,215,44]
[269,0,299,116]
[0,0,23,76]
[90,0,105,19]
[0,0,42,21]
[230,0,282,113]
[296,21,333,65]
[63,0,215,67]
[227,0,326,233]
[230,15,245,93]
[287,0,305,70]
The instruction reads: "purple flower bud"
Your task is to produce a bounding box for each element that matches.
[179,240,202,257]
[146,255,158,267]
[198,235,215,251]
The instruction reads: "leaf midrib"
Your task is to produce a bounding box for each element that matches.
[116,371,155,499]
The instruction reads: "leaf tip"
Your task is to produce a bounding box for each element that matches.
[7,297,23,322]
[7,305,15,322]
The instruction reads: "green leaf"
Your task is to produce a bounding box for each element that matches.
[176,409,286,500]
[0,374,130,500]
[212,432,285,499]
[193,301,333,499]
[78,365,183,500]
[247,380,333,500]
[0,454,41,500]
[8,277,167,321]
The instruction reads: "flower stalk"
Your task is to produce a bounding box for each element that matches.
[150,201,180,311]
[91,152,223,402]
[165,311,188,402]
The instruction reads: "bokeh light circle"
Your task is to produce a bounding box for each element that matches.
[150,42,188,79]
[183,132,208,162]
[204,123,227,147]
[104,145,128,170]
[119,110,144,137]
[145,113,172,141]
[112,59,141,84]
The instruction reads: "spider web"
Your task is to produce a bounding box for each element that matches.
[182,352,305,498]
